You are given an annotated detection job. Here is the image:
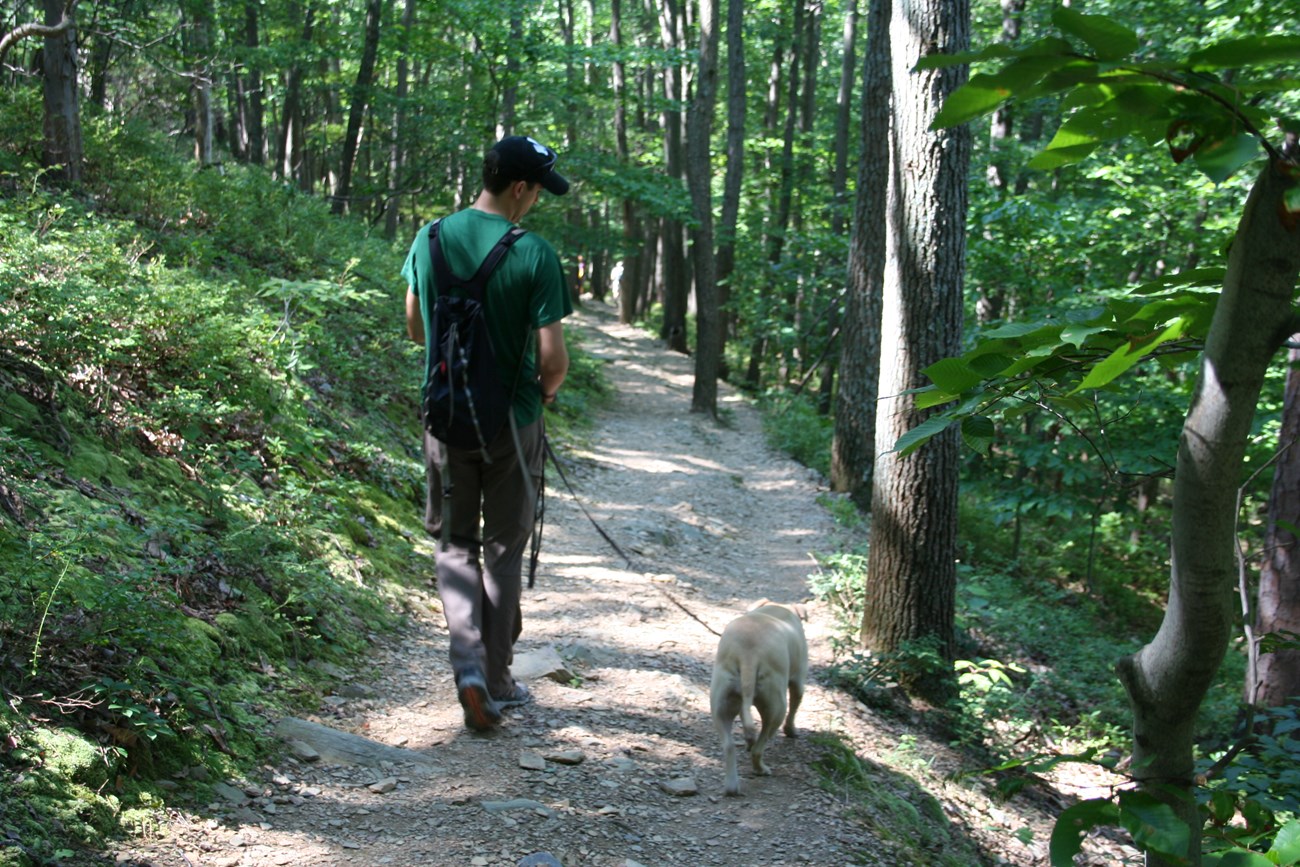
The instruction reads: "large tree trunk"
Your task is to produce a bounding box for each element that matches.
[715,0,746,354]
[242,0,265,165]
[860,0,970,699]
[276,3,315,188]
[383,0,415,241]
[830,0,857,237]
[611,0,643,326]
[1253,342,1300,708]
[331,0,382,215]
[689,0,721,416]
[830,0,889,506]
[1116,160,1300,866]
[658,0,689,353]
[39,0,83,183]
[181,0,215,167]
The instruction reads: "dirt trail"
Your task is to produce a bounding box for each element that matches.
[113,300,1135,867]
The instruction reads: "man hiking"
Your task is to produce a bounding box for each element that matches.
[402,135,572,731]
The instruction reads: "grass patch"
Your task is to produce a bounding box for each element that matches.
[812,733,986,866]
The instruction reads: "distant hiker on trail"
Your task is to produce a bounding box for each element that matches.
[402,135,573,732]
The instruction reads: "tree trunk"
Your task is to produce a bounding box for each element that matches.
[658,0,689,353]
[830,0,889,506]
[1253,342,1300,708]
[716,0,746,350]
[383,0,415,241]
[277,3,315,187]
[611,0,642,326]
[332,0,383,215]
[689,0,721,416]
[1116,161,1300,866]
[860,0,970,700]
[40,0,83,183]
[181,0,215,167]
[831,0,858,236]
[242,0,265,166]
[986,0,1023,190]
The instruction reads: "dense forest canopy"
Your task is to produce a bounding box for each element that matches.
[2,0,1299,864]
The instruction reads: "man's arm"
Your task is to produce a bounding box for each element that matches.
[405,287,424,343]
[536,320,568,404]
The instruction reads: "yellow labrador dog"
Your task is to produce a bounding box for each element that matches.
[710,601,807,796]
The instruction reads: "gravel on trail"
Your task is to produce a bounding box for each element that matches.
[112,300,1137,867]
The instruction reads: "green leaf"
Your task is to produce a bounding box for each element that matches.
[916,387,960,410]
[1188,36,1300,69]
[1059,324,1112,347]
[1192,133,1262,183]
[915,45,1016,70]
[1051,799,1121,866]
[1207,790,1237,825]
[1073,318,1188,392]
[1129,267,1226,295]
[1117,791,1191,859]
[924,357,985,393]
[1270,819,1300,864]
[961,416,996,455]
[893,414,959,457]
[934,83,1013,128]
[1051,8,1139,61]
[1204,851,1275,866]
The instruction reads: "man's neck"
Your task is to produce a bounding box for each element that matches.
[471,190,519,223]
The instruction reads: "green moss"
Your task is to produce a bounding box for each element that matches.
[30,728,109,790]
[164,618,224,679]
[214,602,285,659]
[64,440,112,482]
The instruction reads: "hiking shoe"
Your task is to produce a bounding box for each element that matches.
[493,681,532,709]
[457,673,502,731]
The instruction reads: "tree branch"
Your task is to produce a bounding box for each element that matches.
[0,11,75,69]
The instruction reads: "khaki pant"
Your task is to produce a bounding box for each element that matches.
[424,420,544,697]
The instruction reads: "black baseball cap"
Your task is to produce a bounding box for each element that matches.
[488,135,570,196]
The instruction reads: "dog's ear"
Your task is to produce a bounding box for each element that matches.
[750,598,772,611]
[791,602,808,621]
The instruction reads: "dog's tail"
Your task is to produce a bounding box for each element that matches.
[739,654,758,748]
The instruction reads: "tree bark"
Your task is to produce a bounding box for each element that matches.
[689,0,722,416]
[658,0,689,353]
[38,0,83,183]
[1253,342,1300,708]
[181,0,216,167]
[1116,162,1300,866]
[716,0,746,350]
[611,0,642,326]
[383,0,415,241]
[830,0,889,505]
[242,0,266,166]
[332,0,383,215]
[830,0,857,237]
[860,0,970,699]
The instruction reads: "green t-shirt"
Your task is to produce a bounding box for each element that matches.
[402,209,572,429]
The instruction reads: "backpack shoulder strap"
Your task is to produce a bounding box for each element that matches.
[428,223,528,301]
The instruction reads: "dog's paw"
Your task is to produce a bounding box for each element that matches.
[783,725,797,738]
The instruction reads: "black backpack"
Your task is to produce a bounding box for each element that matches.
[421,220,528,454]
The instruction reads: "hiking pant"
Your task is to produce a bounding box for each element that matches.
[424,420,544,698]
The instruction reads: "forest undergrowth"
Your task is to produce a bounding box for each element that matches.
[1,94,1295,867]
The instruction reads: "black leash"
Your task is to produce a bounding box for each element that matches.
[527,435,633,588]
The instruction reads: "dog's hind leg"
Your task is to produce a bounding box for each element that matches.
[783,675,804,738]
[750,689,786,777]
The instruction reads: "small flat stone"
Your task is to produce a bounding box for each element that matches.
[542,749,585,765]
[519,751,547,771]
[659,777,698,796]
[367,778,398,794]
[482,798,551,814]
